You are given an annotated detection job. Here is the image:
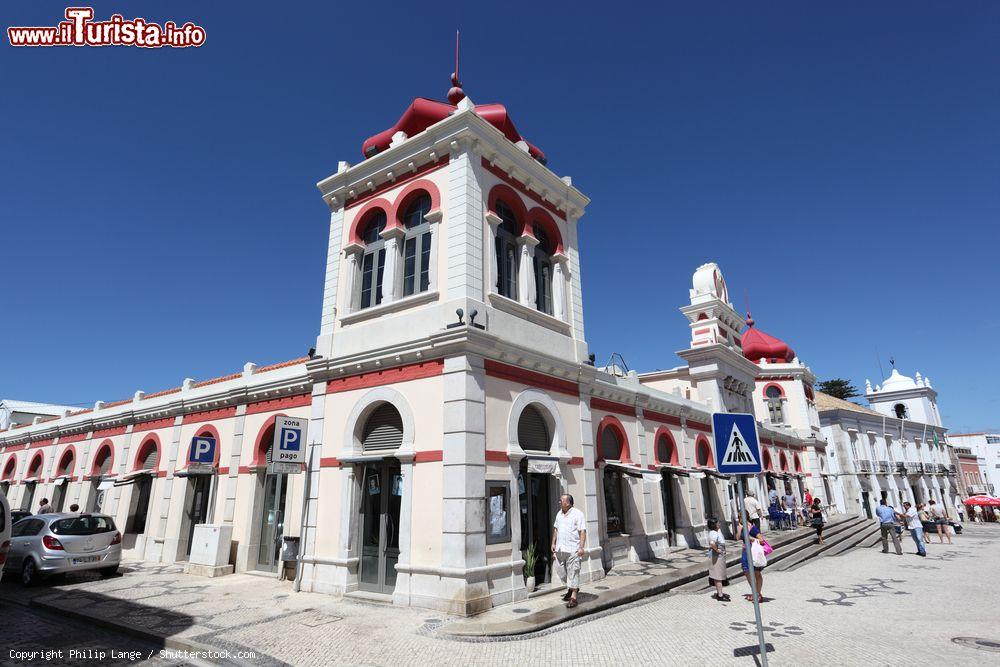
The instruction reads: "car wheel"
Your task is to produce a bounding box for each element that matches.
[99,566,119,578]
[22,560,38,587]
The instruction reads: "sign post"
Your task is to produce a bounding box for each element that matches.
[712,413,769,666]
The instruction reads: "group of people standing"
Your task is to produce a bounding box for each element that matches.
[706,488,828,604]
[875,498,954,557]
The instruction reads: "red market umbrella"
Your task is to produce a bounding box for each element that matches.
[964,495,1000,506]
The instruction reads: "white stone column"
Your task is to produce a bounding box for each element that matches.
[516,234,538,309]
[379,227,405,304]
[341,244,363,315]
[425,209,443,291]
[551,252,568,321]
[441,354,488,614]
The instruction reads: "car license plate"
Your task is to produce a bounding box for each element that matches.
[72,556,99,565]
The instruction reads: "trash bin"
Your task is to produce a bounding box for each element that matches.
[281,535,300,562]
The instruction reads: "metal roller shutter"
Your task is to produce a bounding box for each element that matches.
[141,445,159,470]
[362,404,404,452]
[96,450,112,476]
[517,406,550,453]
[600,427,622,461]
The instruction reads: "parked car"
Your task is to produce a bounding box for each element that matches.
[3,513,122,586]
[0,492,10,573]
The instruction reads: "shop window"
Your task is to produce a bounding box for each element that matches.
[601,426,623,462]
[603,468,626,536]
[486,481,511,544]
[656,434,674,465]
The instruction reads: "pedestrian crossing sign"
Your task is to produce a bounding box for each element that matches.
[711,413,763,474]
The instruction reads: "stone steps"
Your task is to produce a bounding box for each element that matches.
[775,519,879,571]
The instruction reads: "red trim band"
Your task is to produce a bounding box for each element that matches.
[590,398,636,418]
[484,360,579,397]
[247,393,312,415]
[326,360,444,394]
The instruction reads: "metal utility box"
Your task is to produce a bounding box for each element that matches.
[190,523,233,567]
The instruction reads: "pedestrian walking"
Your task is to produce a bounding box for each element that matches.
[973,504,982,522]
[902,501,927,557]
[875,499,903,555]
[928,500,952,544]
[706,517,731,602]
[551,493,587,609]
[37,498,54,514]
[810,497,825,544]
[784,491,800,525]
[737,521,765,603]
[804,489,813,509]
[993,507,1000,523]
[954,499,965,523]
[743,489,763,529]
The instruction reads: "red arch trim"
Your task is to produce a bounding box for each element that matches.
[2,455,16,480]
[653,426,679,465]
[56,445,77,476]
[596,415,632,463]
[26,451,44,479]
[393,179,442,228]
[793,454,802,472]
[133,434,162,472]
[487,184,529,233]
[526,206,564,254]
[252,413,288,467]
[346,198,393,246]
[762,382,786,398]
[779,451,789,472]
[695,435,714,468]
[762,448,774,471]
[90,440,115,478]
[181,424,223,468]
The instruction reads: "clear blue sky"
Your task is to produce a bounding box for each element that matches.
[3,2,998,432]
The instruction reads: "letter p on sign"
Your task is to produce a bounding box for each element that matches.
[189,436,216,464]
[272,416,308,464]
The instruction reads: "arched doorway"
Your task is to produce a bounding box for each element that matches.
[126,439,159,537]
[356,403,404,593]
[655,430,680,546]
[89,443,114,512]
[254,419,290,573]
[515,404,556,584]
[22,453,44,511]
[53,449,75,512]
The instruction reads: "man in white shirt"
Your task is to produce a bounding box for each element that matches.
[551,493,587,608]
[768,487,780,507]
[743,489,763,529]
[902,502,926,557]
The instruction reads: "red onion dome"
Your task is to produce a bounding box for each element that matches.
[741,313,795,363]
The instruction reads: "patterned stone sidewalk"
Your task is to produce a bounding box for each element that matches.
[1,523,997,666]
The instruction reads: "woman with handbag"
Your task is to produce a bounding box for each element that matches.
[810,497,825,545]
[706,517,731,601]
[737,521,766,603]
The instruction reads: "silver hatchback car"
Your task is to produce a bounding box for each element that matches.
[4,513,122,586]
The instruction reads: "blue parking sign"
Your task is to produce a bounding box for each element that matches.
[711,413,762,475]
[271,416,308,464]
[189,436,216,464]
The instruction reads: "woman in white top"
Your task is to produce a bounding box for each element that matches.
[706,517,730,602]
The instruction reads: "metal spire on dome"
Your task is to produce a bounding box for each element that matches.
[448,30,466,104]
[746,311,755,327]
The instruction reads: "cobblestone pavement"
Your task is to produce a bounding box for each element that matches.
[0,600,192,667]
[2,524,998,666]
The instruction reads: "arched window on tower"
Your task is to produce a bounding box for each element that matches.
[532,222,554,315]
[401,193,432,298]
[494,200,519,300]
[359,210,387,310]
[894,403,908,420]
[766,385,784,424]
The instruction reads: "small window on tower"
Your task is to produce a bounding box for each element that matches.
[894,403,908,420]
[765,385,784,424]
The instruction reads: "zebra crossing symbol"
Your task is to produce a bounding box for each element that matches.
[722,424,759,466]
[711,413,763,474]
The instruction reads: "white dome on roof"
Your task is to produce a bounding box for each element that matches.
[879,368,917,392]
